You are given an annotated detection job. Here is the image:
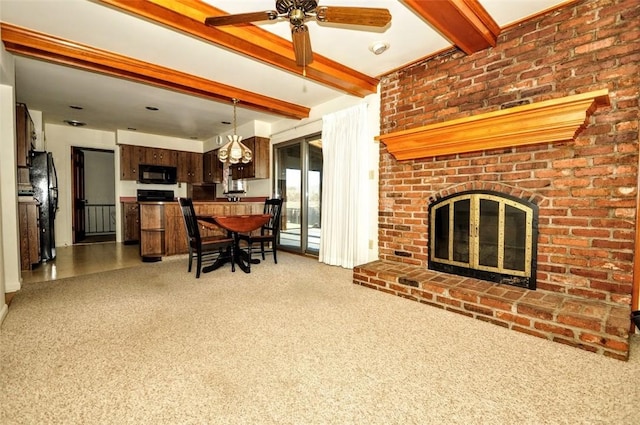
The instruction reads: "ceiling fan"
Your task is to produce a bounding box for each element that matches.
[204,0,392,67]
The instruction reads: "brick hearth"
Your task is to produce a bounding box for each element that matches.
[356,0,639,360]
[354,260,630,360]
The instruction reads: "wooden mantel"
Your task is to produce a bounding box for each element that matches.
[378,89,610,160]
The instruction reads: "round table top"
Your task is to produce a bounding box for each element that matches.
[212,214,271,233]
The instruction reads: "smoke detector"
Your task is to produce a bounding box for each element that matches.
[369,41,389,55]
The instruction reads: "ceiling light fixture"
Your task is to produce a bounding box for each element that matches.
[369,41,389,55]
[218,98,252,165]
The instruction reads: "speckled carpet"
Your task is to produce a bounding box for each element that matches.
[2,252,639,424]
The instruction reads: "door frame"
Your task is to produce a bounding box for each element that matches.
[71,147,86,243]
[273,132,322,255]
[71,146,116,244]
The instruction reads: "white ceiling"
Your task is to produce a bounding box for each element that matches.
[1,0,567,141]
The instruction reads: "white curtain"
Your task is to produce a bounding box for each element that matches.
[319,103,371,268]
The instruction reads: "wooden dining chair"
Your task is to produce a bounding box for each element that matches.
[177,197,235,278]
[238,198,284,264]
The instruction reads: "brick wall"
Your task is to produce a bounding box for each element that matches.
[356,0,640,359]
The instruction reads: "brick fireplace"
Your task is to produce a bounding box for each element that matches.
[353,0,639,360]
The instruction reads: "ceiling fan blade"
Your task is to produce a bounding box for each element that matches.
[204,11,278,27]
[291,25,313,66]
[315,6,391,27]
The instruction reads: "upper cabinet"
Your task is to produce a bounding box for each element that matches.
[119,137,269,183]
[203,150,223,183]
[120,144,146,180]
[120,144,203,183]
[230,136,270,180]
[177,151,203,183]
[146,148,177,166]
[203,136,270,183]
[16,103,36,168]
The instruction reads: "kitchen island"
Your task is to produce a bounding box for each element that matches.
[137,200,265,262]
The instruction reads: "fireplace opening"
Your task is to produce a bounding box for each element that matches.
[428,190,538,289]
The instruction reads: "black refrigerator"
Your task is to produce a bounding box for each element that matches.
[29,151,58,261]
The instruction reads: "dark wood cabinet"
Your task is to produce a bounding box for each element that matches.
[119,139,267,184]
[120,144,146,180]
[204,137,270,183]
[203,150,223,183]
[121,145,201,182]
[122,202,140,244]
[190,151,204,183]
[230,136,270,180]
[177,151,190,183]
[177,151,203,183]
[19,198,40,270]
[146,148,177,166]
[16,103,35,168]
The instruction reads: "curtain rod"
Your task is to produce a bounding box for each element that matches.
[269,117,323,138]
[269,102,370,138]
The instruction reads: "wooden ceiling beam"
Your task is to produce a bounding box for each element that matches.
[0,23,310,120]
[403,0,500,54]
[97,0,380,97]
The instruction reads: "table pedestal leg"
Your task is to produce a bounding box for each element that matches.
[202,248,232,273]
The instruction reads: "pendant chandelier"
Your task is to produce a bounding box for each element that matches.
[218,98,252,164]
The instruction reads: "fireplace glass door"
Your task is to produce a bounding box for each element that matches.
[429,191,538,289]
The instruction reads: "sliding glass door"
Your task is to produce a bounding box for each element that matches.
[274,133,322,255]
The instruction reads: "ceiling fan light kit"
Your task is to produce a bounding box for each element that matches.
[218,99,252,165]
[204,0,391,67]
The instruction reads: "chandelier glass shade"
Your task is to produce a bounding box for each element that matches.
[219,99,252,164]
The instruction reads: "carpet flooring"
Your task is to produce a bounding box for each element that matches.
[1,252,639,424]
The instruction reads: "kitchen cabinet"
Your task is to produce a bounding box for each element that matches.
[122,202,140,244]
[120,144,146,180]
[164,204,188,256]
[139,203,165,261]
[146,148,177,166]
[202,136,270,182]
[18,198,40,270]
[177,151,203,183]
[16,103,36,168]
[230,136,270,180]
[203,150,223,183]
[121,145,195,181]
[118,139,267,183]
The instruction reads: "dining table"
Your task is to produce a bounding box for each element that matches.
[197,213,271,274]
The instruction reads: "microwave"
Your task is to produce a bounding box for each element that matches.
[138,164,177,185]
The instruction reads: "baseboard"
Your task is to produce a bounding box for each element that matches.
[0,303,8,325]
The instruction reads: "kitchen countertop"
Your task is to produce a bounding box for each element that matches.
[120,197,267,203]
